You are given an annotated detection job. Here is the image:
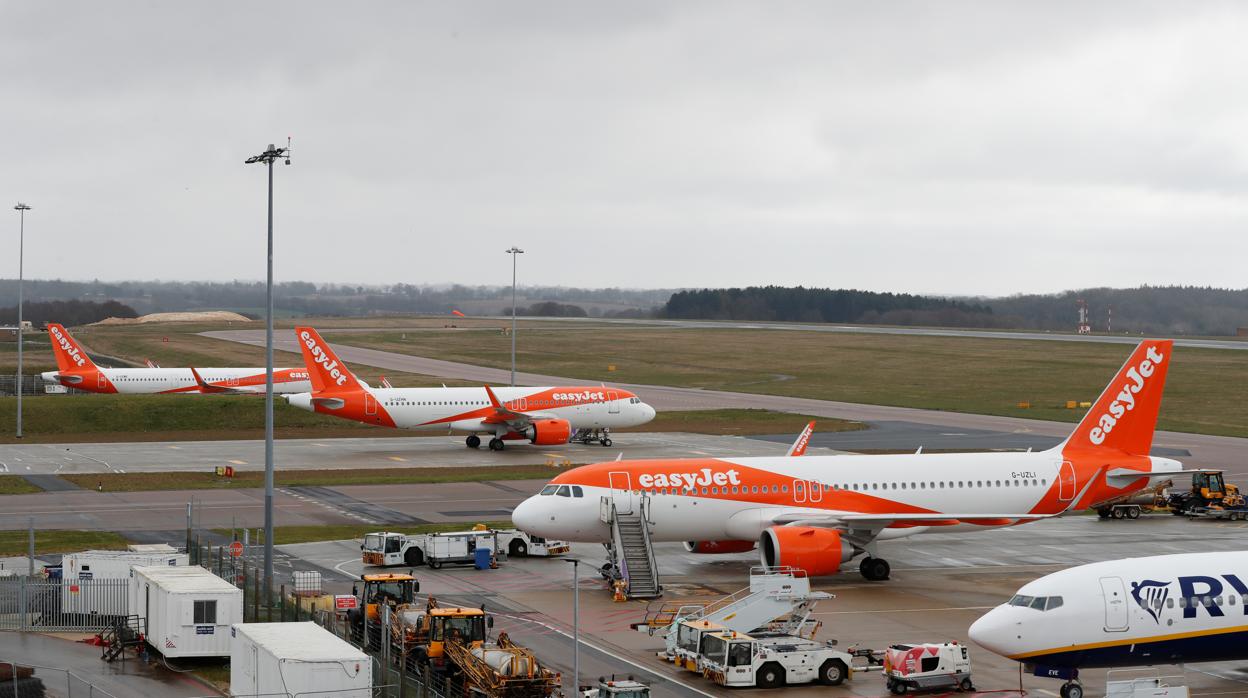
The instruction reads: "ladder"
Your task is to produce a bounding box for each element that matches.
[100,615,145,663]
[602,496,661,599]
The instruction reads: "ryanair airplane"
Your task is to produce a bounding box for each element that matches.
[970,551,1248,698]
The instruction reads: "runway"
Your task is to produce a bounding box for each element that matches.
[204,329,1248,471]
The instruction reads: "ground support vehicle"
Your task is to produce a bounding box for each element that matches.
[347,573,419,650]
[700,630,881,688]
[1185,506,1248,521]
[1167,471,1244,516]
[580,676,650,698]
[572,427,613,447]
[883,642,973,694]
[1095,481,1172,520]
[391,597,493,673]
[364,528,566,567]
[443,631,561,698]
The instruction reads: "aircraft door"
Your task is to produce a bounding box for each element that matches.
[1058,461,1076,501]
[1099,576,1129,632]
[608,471,634,515]
[364,392,377,416]
[99,372,108,390]
[607,391,620,414]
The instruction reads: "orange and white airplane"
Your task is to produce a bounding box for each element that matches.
[40,323,312,395]
[512,340,1183,581]
[283,327,657,450]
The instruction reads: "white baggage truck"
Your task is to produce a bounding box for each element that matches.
[62,550,187,616]
[883,642,973,694]
[361,528,568,567]
[230,622,371,698]
[700,630,883,689]
[129,566,242,658]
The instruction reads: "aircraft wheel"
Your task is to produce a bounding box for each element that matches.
[860,557,891,581]
[489,438,505,451]
[466,435,481,449]
[601,438,612,447]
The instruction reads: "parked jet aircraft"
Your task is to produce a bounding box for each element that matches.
[512,340,1182,580]
[283,326,656,450]
[969,551,1248,698]
[39,323,311,395]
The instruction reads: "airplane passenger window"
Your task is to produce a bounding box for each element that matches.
[900,483,907,490]
[1230,596,1239,606]
[919,482,926,489]
[702,488,708,495]
[1166,598,1174,608]
[732,487,738,494]
[711,487,718,494]
[752,486,759,493]
[872,483,879,490]
[771,485,779,493]
[1214,596,1224,606]
[781,485,788,493]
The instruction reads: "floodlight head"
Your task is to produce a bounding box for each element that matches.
[14,203,31,211]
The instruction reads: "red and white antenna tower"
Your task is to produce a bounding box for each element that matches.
[1077,300,1091,335]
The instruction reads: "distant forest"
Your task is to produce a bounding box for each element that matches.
[0,278,1245,336]
[0,299,137,327]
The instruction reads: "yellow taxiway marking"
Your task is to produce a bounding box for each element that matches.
[168,445,181,450]
[388,456,407,462]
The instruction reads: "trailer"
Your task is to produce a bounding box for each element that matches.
[129,565,242,658]
[230,622,371,698]
[362,528,568,567]
[62,550,187,615]
[883,642,974,694]
[1096,481,1172,520]
[700,630,882,688]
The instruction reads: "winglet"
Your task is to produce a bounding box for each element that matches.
[483,385,503,409]
[786,421,816,457]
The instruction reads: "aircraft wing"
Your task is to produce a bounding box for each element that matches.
[479,385,558,429]
[772,511,1058,528]
[189,367,252,395]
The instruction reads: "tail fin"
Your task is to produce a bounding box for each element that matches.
[1064,339,1173,455]
[294,326,361,393]
[46,323,98,372]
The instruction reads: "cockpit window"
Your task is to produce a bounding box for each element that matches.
[1008,594,1063,611]
[540,485,558,496]
[556,485,571,497]
[571,485,584,498]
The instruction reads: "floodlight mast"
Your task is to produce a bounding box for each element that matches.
[506,246,524,386]
[244,139,290,607]
[13,203,31,439]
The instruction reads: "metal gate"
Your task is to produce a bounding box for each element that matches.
[0,578,129,632]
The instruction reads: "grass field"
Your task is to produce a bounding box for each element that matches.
[0,530,129,557]
[323,326,1248,437]
[62,465,566,492]
[0,477,42,495]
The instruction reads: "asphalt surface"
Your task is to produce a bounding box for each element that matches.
[203,329,1248,471]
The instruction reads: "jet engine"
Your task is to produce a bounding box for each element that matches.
[759,526,855,577]
[524,418,572,445]
[683,540,757,554]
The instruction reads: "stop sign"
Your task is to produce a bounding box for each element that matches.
[229,541,244,558]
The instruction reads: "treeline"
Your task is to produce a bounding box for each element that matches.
[662,286,996,327]
[0,299,137,327]
[986,286,1248,336]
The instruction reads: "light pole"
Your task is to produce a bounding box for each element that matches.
[564,558,580,694]
[13,203,30,439]
[506,246,524,386]
[244,141,290,605]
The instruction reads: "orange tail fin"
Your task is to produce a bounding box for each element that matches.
[294,326,361,393]
[1064,339,1173,456]
[46,323,99,372]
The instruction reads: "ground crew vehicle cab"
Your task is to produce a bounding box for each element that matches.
[700,630,867,688]
[362,528,569,567]
[883,642,973,694]
[667,619,728,670]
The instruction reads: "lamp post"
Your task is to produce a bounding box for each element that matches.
[564,558,580,694]
[244,142,290,605]
[13,203,30,439]
[505,247,524,386]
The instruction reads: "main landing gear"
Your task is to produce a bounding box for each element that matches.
[859,556,891,581]
[488,438,505,451]
[465,435,481,449]
[573,428,613,447]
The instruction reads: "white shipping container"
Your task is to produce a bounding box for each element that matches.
[230,622,371,698]
[61,550,188,615]
[130,566,242,658]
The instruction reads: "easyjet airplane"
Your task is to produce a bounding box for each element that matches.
[40,323,312,395]
[283,327,656,450]
[512,340,1183,581]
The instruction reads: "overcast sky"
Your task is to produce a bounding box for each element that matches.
[3,2,1246,296]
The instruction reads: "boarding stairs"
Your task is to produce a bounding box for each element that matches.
[631,566,832,651]
[601,495,662,599]
[100,615,145,663]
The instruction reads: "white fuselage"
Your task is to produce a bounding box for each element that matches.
[511,450,1181,543]
[41,367,311,395]
[970,551,1248,669]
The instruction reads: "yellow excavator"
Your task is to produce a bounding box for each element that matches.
[1168,470,1247,520]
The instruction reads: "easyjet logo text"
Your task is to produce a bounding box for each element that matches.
[637,468,741,490]
[554,391,606,402]
[1089,346,1165,446]
[299,331,348,387]
[49,326,87,368]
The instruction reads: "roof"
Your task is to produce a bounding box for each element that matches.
[131,566,241,594]
[232,622,369,661]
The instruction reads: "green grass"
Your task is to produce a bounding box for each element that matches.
[0,476,41,495]
[221,521,515,546]
[629,408,863,434]
[327,328,1248,438]
[0,530,129,556]
[61,466,568,492]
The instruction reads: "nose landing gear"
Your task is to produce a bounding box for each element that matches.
[1060,682,1083,698]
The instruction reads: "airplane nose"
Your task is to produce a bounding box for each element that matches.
[968,609,1014,658]
[511,496,545,535]
[642,403,656,423]
[285,393,313,411]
